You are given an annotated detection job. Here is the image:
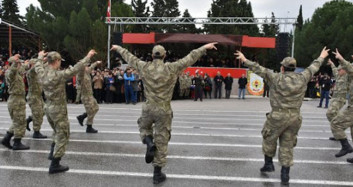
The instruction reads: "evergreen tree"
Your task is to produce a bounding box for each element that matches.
[297,5,303,31]
[179,9,198,33]
[1,0,23,25]
[131,0,150,32]
[150,0,181,33]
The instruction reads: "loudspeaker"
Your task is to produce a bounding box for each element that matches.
[276,32,291,61]
[112,32,123,45]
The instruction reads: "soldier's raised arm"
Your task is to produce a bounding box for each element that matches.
[301,47,329,83]
[234,51,275,83]
[59,50,96,81]
[111,45,145,72]
[6,55,21,79]
[169,42,218,73]
[34,51,48,80]
[333,49,353,76]
[328,59,338,78]
[88,61,101,72]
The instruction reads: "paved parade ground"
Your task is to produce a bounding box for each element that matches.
[0,97,353,187]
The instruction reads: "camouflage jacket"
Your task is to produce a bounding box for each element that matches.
[116,46,206,108]
[77,62,98,97]
[185,75,192,88]
[338,59,353,106]
[330,63,349,98]
[244,57,324,110]
[27,64,43,98]
[178,75,186,89]
[34,57,90,104]
[5,59,25,96]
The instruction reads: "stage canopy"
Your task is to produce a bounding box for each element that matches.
[122,32,276,49]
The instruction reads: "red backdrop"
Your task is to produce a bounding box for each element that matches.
[184,67,247,78]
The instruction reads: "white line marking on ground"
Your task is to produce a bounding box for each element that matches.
[1,165,353,186]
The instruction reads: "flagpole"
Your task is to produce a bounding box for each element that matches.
[107,0,111,69]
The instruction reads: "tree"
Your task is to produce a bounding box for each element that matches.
[131,0,150,32]
[205,0,259,35]
[150,0,181,33]
[179,9,199,33]
[295,0,353,67]
[297,5,303,31]
[1,0,23,25]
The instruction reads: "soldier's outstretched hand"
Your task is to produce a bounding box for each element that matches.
[234,50,247,63]
[87,49,97,59]
[96,61,102,64]
[203,42,218,50]
[319,46,330,59]
[38,50,47,59]
[110,45,119,51]
[332,48,344,61]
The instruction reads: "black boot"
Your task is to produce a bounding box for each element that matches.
[12,138,30,150]
[143,135,156,163]
[329,137,338,141]
[76,113,87,126]
[26,116,32,131]
[347,158,353,163]
[1,131,14,149]
[33,131,47,139]
[335,139,353,157]
[48,142,55,160]
[281,166,290,185]
[153,166,166,184]
[86,125,98,133]
[260,155,275,172]
[49,157,69,174]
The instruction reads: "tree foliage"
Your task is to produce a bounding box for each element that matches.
[205,0,259,35]
[131,0,150,32]
[296,5,303,31]
[295,0,353,67]
[151,0,181,33]
[1,0,23,25]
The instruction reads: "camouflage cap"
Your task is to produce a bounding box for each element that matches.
[280,57,297,68]
[47,51,65,63]
[152,45,166,57]
[8,56,23,64]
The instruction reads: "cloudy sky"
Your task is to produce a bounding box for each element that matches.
[17,0,353,31]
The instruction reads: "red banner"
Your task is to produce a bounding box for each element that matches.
[184,67,247,78]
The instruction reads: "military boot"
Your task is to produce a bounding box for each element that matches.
[26,116,32,131]
[86,125,98,133]
[329,137,338,141]
[48,142,55,160]
[280,166,290,185]
[12,138,30,150]
[153,166,166,184]
[49,157,69,174]
[335,139,353,157]
[33,131,47,139]
[1,131,14,149]
[76,113,87,126]
[260,155,275,172]
[143,135,156,163]
[347,158,353,163]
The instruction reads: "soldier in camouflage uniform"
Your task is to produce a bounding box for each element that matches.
[326,59,349,141]
[235,47,329,185]
[1,55,30,150]
[26,59,47,139]
[330,50,353,162]
[35,50,96,174]
[178,72,186,98]
[185,72,192,98]
[111,42,217,184]
[76,61,101,133]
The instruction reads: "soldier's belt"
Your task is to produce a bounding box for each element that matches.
[271,107,300,113]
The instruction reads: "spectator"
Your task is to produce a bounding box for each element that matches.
[193,70,204,102]
[203,73,212,99]
[93,71,104,103]
[124,68,135,104]
[104,72,115,104]
[318,73,332,108]
[132,69,139,103]
[214,71,224,99]
[115,70,125,103]
[263,79,269,98]
[0,79,5,101]
[238,74,247,99]
[224,73,233,99]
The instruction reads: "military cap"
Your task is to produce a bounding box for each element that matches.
[47,51,65,63]
[280,57,297,68]
[152,45,166,57]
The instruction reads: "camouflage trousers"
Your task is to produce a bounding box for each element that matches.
[331,105,353,140]
[81,95,99,124]
[45,103,70,158]
[261,109,302,167]
[75,87,81,102]
[138,103,172,168]
[185,88,190,97]
[179,88,186,97]
[28,96,44,131]
[8,95,26,138]
[326,97,346,122]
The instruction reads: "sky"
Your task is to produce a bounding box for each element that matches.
[17,0,353,32]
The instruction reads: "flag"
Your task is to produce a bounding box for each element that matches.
[107,0,111,23]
